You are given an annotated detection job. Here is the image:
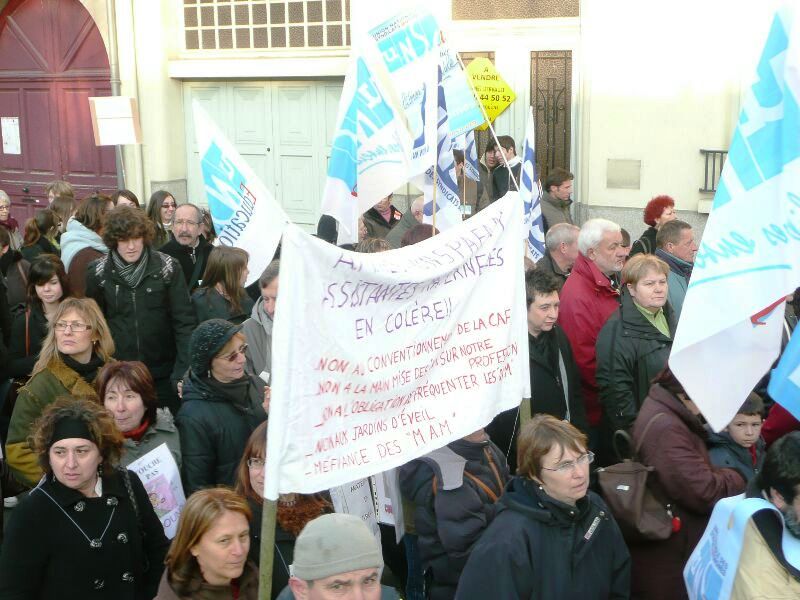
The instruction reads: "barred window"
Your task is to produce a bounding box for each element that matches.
[183,0,350,50]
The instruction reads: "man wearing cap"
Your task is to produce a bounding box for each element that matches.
[279,513,400,600]
[176,318,267,495]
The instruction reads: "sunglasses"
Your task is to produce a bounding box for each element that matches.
[217,343,248,362]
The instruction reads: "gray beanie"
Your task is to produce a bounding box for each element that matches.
[189,319,243,376]
[291,513,383,581]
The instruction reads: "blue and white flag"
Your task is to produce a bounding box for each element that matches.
[420,66,463,231]
[670,6,800,431]
[192,103,289,286]
[454,130,480,182]
[520,108,545,262]
[768,329,800,420]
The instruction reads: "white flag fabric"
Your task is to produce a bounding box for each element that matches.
[519,108,545,262]
[264,193,530,498]
[419,66,463,232]
[454,130,480,182]
[193,103,288,286]
[669,6,800,431]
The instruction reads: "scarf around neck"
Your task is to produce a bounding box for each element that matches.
[112,246,150,288]
[0,216,19,232]
[60,352,105,384]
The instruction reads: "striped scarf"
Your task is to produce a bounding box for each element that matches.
[112,246,149,288]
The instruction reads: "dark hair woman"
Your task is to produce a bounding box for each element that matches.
[154,487,258,599]
[111,189,141,208]
[7,254,72,379]
[628,367,747,600]
[192,246,254,325]
[20,208,59,262]
[60,193,113,297]
[456,415,630,599]
[147,190,177,248]
[176,319,267,495]
[6,297,115,487]
[0,397,169,599]
[234,422,332,597]
[96,361,181,468]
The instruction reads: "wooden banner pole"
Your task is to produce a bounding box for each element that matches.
[258,499,278,598]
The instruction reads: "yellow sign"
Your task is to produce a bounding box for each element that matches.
[465,58,516,131]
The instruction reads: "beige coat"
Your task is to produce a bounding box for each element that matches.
[731,519,800,599]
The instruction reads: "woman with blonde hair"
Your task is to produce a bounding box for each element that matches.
[6,297,115,486]
[234,422,332,597]
[192,246,254,325]
[155,487,258,599]
[0,396,169,599]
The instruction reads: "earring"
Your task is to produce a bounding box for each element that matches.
[97,463,103,476]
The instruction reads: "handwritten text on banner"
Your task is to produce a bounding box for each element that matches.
[265,194,530,498]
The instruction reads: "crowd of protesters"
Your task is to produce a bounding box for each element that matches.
[0,153,797,600]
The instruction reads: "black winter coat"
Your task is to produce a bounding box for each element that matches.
[159,236,213,293]
[399,438,510,600]
[707,430,766,483]
[596,291,675,434]
[7,303,47,378]
[0,469,169,600]
[455,477,631,600]
[191,287,254,325]
[629,226,657,257]
[85,249,196,382]
[488,326,587,472]
[177,370,267,495]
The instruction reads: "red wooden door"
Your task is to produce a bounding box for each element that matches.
[0,0,117,223]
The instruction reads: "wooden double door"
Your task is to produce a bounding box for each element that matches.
[0,0,117,223]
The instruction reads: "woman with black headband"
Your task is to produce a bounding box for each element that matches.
[0,396,169,599]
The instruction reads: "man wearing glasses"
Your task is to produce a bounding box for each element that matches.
[160,203,213,293]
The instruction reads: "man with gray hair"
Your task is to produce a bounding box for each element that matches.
[386,195,424,249]
[160,202,213,292]
[655,219,697,319]
[558,218,626,440]
[536,223,580,290]
[280,513,400,600]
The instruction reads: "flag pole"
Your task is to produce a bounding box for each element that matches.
[456,54,520,192]
[432,160,438,233]
[258,499,277,599]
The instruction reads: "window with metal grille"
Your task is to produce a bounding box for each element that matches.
[183,0,350,50]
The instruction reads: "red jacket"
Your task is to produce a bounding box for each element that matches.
[558,253,620,426]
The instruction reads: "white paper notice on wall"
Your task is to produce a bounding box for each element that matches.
[88,96,142,146]
[329,478,381,543]
[1,117,21,154]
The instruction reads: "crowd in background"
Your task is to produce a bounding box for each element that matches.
[0,133,798,600]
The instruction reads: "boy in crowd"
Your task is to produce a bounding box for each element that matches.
[707,392,767,482]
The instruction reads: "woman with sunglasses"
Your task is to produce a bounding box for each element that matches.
[6,297,115,487]
[456,415,631,600]
[146,190,178,248]
[176,319,267,495]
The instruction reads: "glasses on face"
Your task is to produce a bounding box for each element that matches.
[54,321,92,332]
[247,458,265,469]
[217,343,248,362]
[0,205,9,211]
[174,219,200,227]
[541,452,595,474]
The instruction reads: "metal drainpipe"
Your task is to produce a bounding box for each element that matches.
[105,0,125,189]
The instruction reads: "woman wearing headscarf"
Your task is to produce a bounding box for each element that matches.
[176,319,267,495]
[6,297,114,486]
[0,397,169,599]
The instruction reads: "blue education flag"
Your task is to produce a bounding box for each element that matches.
[454,129,480,182]
[420,65,463,231]
[669,6,800,431]
[520,108,545,262]
[768,331,800,420]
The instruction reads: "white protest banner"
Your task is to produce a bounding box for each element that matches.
[192,103,289,286]
[684,494,800,599]
[328,478,381,541]
[127,443,186,539]
[265,193,529,499]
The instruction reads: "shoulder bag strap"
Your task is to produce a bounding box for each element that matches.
[16,260,27,287]
[24,307,30,356]
[634,412,666,459]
